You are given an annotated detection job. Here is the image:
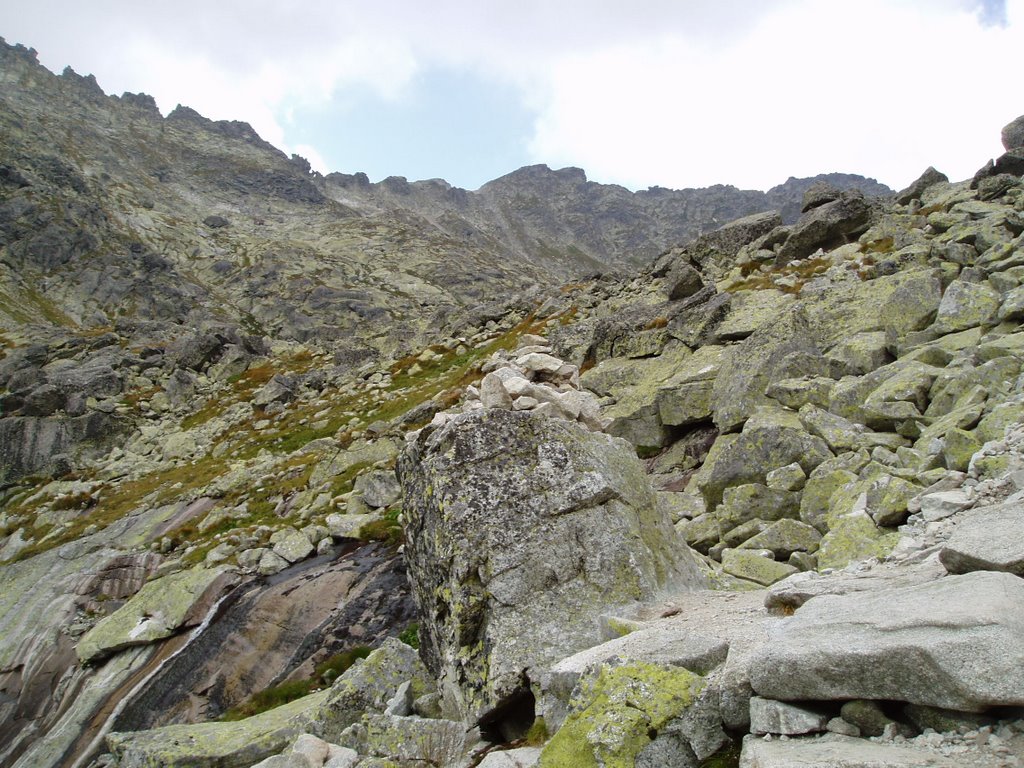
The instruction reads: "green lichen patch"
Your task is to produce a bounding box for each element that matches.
[539,662,705,768]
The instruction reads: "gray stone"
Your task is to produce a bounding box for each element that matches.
[738,733,956,767]
[272,529,315,563]
[798,404,864,452]
[353,469,401,509]
[684,210,783,280]
[722,549,799,586]
[766,463,806,492]
[665,262,705,301]
[477,746,542,768]
[919,490,971,521]
[258,550,291,576]
[825,718,860,737]
[825,331,892,377]
[738,519,821,559]
[749,571,1024,711]
[323,746,359,768]
[716,483,801,532]
[398,409,706,723]
[1002,113,1024,151]
[290,733,331,766]
[253,375,297,407]
[480,371,514,410]
[711,309,825,432]
[765,376,834,410]
[777,190,874,264]
[939,501,1024,575]
[896,166,949,206]
[749,697,829,736]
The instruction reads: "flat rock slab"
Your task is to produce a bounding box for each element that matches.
[749,571,1024,711]
[764,559,947,613]
[739,734,956,767]
[76,566,238,663]
[939,501,1024,575]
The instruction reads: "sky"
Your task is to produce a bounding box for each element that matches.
[1,1,1021,192]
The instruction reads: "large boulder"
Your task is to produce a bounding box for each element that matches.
[711,308,825,433]
[696,425,833,511]
[1002,113,1024,151]
[398,409,706,723]
[678,211,783,281]
[800,269,942,348]
[776,190,874,264]
[749,571,1024,712]
[939,500,1024,575]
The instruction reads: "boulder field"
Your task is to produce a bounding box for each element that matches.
[2,49,1024,767]
[96,115,1024,768]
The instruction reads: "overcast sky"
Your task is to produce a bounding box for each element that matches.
[1,1,1020,191]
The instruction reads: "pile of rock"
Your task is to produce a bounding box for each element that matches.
[460,334,608,431]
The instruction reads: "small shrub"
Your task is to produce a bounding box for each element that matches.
[52,491,95,511]
[398,623,420,649]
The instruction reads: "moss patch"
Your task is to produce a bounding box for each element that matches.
[539,662,705,768]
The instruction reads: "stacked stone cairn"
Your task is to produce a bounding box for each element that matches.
[428,334,609,433]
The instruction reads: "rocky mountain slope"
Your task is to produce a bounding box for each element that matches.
[2,33,1024,768]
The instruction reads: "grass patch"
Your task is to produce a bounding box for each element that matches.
[12,455,230,562]
[220,679,314,721]
[358,507,403,545]
[314,645,372,685]
[221,644,373,720]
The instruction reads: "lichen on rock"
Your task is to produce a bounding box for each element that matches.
[398,408,706,725]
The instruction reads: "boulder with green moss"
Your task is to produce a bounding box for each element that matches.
[932,279,1001,333]
[710,308,826,433]
[538,661,725,768]
[695,425,832,511]
[800,268,942,348]
[721,549,798,586]
[399,409,706,725]
[77,566,239,664]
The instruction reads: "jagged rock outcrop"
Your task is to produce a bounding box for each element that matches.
[398,408,706,724]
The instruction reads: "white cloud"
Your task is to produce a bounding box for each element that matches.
[2,0,1020,189]
[527,0,1024,190]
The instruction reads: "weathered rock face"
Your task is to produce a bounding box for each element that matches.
[749,571,1024,712]
[398,408,705,723]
